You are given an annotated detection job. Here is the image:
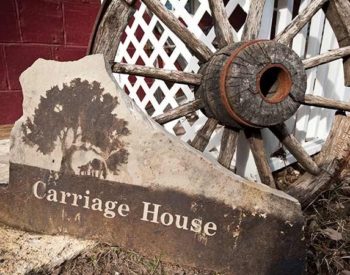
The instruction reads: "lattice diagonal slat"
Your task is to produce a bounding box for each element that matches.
[113,0,248,143]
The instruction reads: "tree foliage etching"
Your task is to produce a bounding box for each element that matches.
[22,78,130,176]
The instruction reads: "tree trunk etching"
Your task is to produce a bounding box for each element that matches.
[60,146,77,174]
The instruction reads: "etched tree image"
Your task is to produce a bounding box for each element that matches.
[22,78,130,178]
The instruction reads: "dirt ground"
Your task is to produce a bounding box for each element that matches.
[32,167,349,275]
[303,180,350,274]
[35,245,217,275]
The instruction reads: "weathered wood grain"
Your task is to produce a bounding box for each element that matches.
[270,123,320,175]
[244,129,276,188]
[324,0,350,86]
[242,0,270,188]
[190,118,218,151]
[303,46,350,69]
[241,0,266,41]
[198,44,242,129]
[212,41,305,128]
[315,112,350,165]
[209,0,235,48]
[196,45,240,173]
[88,0,135,61]
[299,94,350,112]
[154,99,204,125]
[217,127,239,169]
[287,112,350,208]
[141,0,212,62]
[275,0,328,45]
[112,62,202,85]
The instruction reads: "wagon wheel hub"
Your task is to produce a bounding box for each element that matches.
[198,40,307,128]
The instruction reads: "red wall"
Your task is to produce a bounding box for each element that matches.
[0,0,100,125]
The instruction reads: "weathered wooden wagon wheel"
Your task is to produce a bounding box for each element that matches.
[88,0,350,193]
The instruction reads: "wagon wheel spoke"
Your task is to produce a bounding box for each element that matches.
[190,118,218,151]
[217,0,267,166]
[303,46,350,69]
[88,0,135,61]
[225,0,267,176]
[298,94,350,112]
[217,127,239,170]
[112,62,202,85]
[154,99,204,125]
[141,0,212,62]
[244,129,276,188]
[275,0,329,45]
[217,127,239,169]
[242,0,266,41]
[208,0,235,48]
[270,123,320,175]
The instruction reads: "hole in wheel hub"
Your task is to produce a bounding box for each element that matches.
[257,64,292,104]
[197,40,307,129]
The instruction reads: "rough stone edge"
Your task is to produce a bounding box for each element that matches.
[0,223,96,275]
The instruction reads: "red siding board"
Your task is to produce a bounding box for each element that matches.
[18,0,64,44]
[64,2,99,46]
[62,0,100,3]
[5,45,52,90]
[52,46,86,61]
[0,0,21,42]
[0,0,100,124]
[0,46,9,91]
[0,91,23,124]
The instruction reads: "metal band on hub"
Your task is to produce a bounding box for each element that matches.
[219,40,265,128]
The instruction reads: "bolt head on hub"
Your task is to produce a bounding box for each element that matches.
[198,40,307,129]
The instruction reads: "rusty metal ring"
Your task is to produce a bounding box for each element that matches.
[256,63,292,104]
[219,40,266,128]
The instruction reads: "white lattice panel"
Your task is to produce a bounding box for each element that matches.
[107,0,350,182]
[113,0,250,161]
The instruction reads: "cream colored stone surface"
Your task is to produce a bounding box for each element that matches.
[0,224,95,275]
[0,140,9,184]
[10,55,301,222]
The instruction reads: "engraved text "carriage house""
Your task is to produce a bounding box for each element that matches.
[32,181,218,237]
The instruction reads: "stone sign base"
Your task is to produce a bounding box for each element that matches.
[0,55,305,274]
[1,163,304,274]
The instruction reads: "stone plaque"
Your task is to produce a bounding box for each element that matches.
[0,55,305,274]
